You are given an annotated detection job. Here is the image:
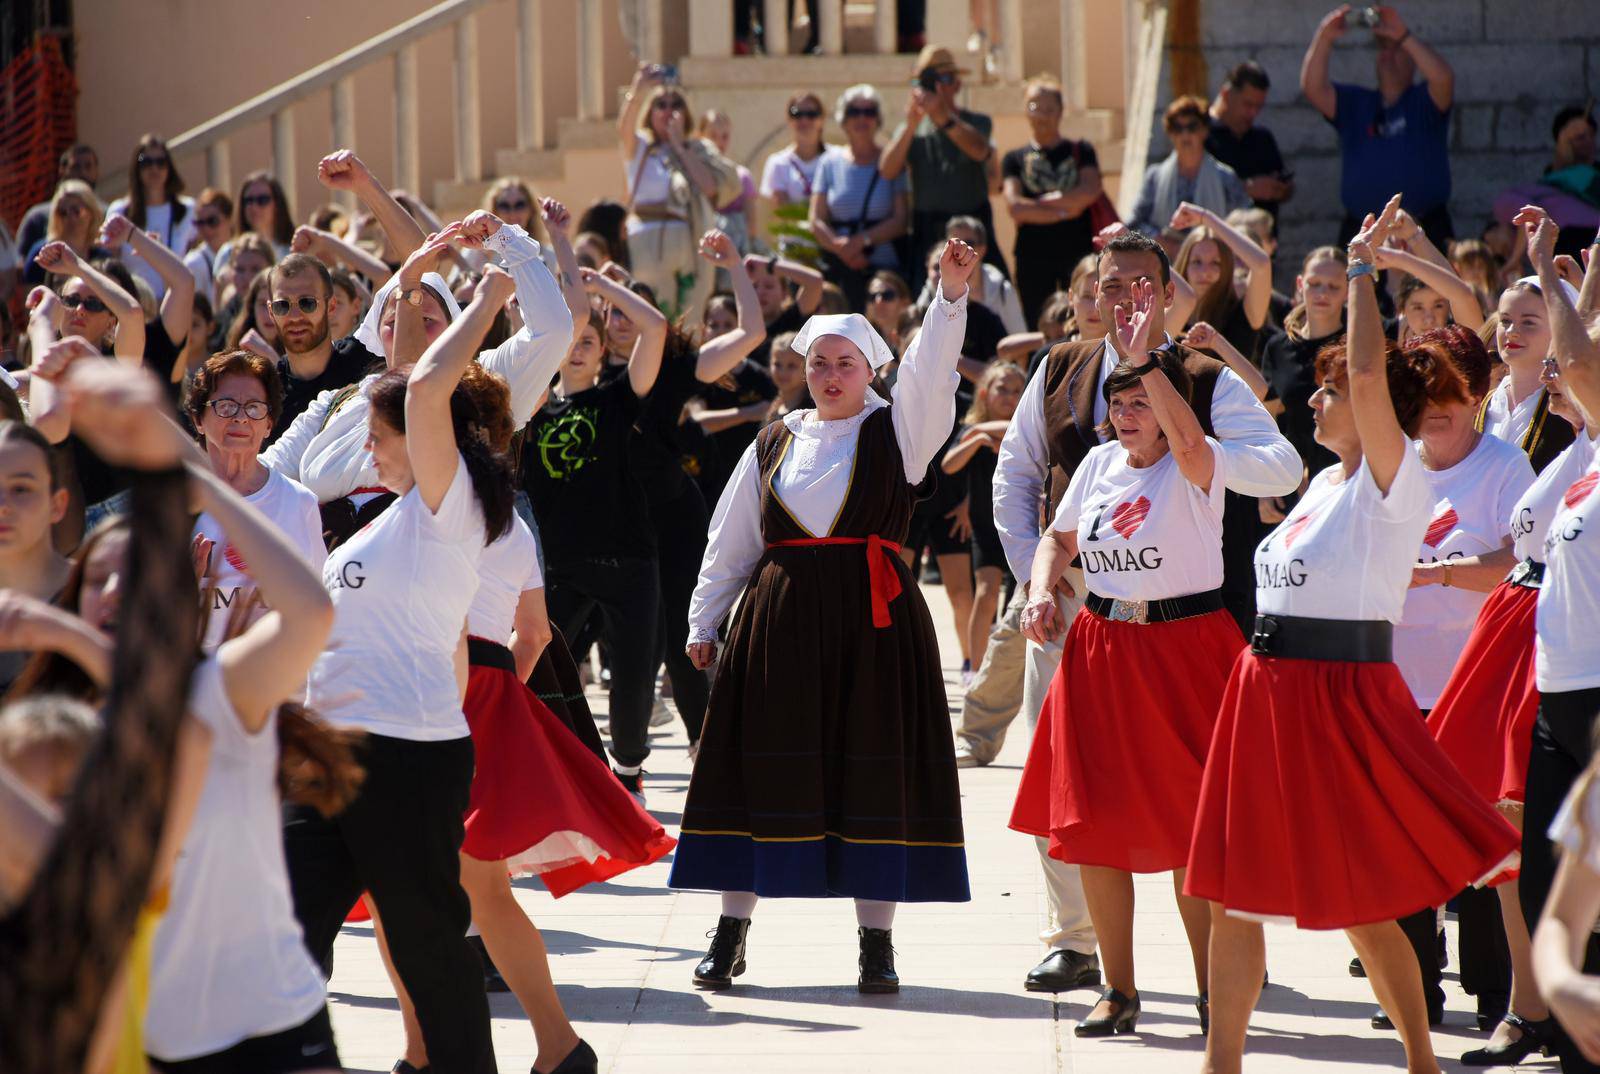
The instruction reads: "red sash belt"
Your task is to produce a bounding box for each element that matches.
[767,535,904,629]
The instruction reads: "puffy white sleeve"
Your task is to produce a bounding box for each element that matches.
[260,389,335,482]
[475,224,575,427]
[1208,368,1303,497]
[687,441,766,644]
[890,286,969,482]
[993,365,1051,582]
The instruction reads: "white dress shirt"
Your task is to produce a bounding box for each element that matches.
[687,288,969,642]
[262,225,573,502]
[993,334,1301,582]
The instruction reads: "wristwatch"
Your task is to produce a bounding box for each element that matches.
[940,117,958,131]
[1347,261,1377,281]
[399,287,425,307]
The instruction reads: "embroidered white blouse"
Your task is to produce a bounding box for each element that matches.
[686,288,969,643]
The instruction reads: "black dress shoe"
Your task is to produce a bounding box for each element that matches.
[1024,949,1102,993]
[392,1062,429,1074]
[1475,990,1510,1032]
[1349,955,1367,977]
[858,926,900,993]
[1371,998,1445,1030]
[467,934,511,993]
[1197,991,1210,1036]
[1076,987,1141,1037]
[1461,1013,1552,1067]
[693,915,750,990]
[538,1038,599,1074]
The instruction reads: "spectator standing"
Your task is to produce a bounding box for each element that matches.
[810,84,909,311]
[105,135,196,301]
[183,188,235,306]
[1128,96,1249,239]
[1206,62,1293,221]
[14,145,98,263]
[698,110,758,254]
[1002,76,1103,329]
[1300,4,1456,246]
[760,92,836,261]
[881,45,1002,288]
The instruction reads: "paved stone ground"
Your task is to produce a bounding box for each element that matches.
[327,584,1555,1073]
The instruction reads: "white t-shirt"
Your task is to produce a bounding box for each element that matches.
[306,456,486,740]
[1513,434,1597,562]
[1482,380,1542,448]
[466,515,542,644]
[1052,438,1228,602]
[627,133,676,227]
[106,195,197,299]
[1394,435,1535,707]
[759,145,836,203]
[1254,449,1433,623]
[194,469,326,652]
[146,659,327,1061]
[1536,453,1600,692]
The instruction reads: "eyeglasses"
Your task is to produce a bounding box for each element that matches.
[915,70,959,87]
[652,98,686,111]
[206,398,271,421]
[844,106,880,119]
[494,198,530,213]
[269,295,322,317]
[55,202,85,217]
[59,293,108,313]
[194,213,224,229]
[867,290,900,303]
[1026,100,1062,114]
[789,107,823,120]
[137,153,170,168]
[1169,120,1206,134]
[242,193,275,208]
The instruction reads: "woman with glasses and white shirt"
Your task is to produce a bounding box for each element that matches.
[182,189,236,306]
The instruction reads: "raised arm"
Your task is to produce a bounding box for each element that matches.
[617,65,659,157]
[33,243,144,361]
[1347,196,1410,494]
[1171,202,1272,329]
[102,216,194,347]
[317,150,426,263]
[878,96,924,182]
[1374,244,1485,331]
[23,289,69,442]
[1520,205,1600,421]
[538,198,588,334]
[290,224,390,285]
[189,462,334,731]
[1115,279,1216,491]
[1299,6,1348,120]
[890,239,975,479]
[584,267,665,396]
[1185,320,1270,401]
[746,253,824,316]
[406,243,514,513]
[695,230,766,382]
[1579,228,1600,319]
[1377,6,1453,112]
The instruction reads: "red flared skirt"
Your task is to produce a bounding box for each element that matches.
[1184,650,1521,929]
[1010,607,1245,873]
[1427,581,1539,806]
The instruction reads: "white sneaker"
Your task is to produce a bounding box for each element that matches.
[954,743,985,769]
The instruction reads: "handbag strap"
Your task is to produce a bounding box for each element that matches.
[852,167,881,235]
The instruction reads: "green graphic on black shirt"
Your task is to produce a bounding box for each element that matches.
[536,405,600,480]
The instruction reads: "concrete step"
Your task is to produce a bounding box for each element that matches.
[679,53,917,89]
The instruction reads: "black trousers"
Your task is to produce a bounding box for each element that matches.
[1395,905,1446,1012]
[1014,239,1092,330]
[283,734,494,1074]
[1521,686,1600,1073]
[651,483,712,744]
[910,199,1008,293]
[546,554,661,768]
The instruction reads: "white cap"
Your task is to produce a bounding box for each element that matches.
[1514,274,1582,308]
[355,270,462,358]
[790,312,897,370]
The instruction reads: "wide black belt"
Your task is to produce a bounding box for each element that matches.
[466,635,516,672]
[1250,614,1393,663]
[1085,588,1225,625]
[1507,558,1545,590]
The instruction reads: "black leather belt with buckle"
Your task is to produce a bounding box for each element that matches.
[1085,589,1225,626]
[1250,614,1393,663]
[1507,559,1545,590]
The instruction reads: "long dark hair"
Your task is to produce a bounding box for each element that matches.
[126,134,188,232]
[236,171,294,247]
[367,363,517,543]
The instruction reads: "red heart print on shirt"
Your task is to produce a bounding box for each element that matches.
[1282,511,1316,549]
[1564,472,1599,510]
[1110,497,1151,540]
[223,544,249,572]
[1424,507,1459,548]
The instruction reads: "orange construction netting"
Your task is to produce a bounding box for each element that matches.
[0,34,78,233]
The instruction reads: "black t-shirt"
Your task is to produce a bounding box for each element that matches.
[70,324,189,509]
[607,349,704,508]
[274,336,380,443]
[961,301,1008,365]
[143,318,187,395]
[752,304,805,368]
[522,377,655,564]
[1001,140,1098,264]
[1259,326,1343,476]
[1205,120,1286,216]
[696,360,778,502]
[966,443,1001,544]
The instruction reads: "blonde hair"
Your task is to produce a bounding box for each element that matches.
[482,177,549,245]
[637,85,690,143]
[1283,245,1344,340]
[1449,238,1500,316]
[1060,253,1099,340]
[45,179,105,245]
[964,362,1026,425]
[1024,74,1065,105]
[1175,227,1239,328]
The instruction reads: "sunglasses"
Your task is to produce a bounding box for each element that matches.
[494,199,530,213]
[652,98,686,111]
[789,108,823,120]
[138,153,170,168]
[1169,120,1206,134]
[242,193,275,208]
[270,295,322,317]
[59,293,108,313]
[867,290,900,303]
[195,213,224,229]
[844,106,880,119]
[55,202,85,217]
[206,398,271,421]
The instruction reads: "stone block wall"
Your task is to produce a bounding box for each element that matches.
[1141,0,1600,268]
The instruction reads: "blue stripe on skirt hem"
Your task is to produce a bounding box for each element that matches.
[668,831,971,902]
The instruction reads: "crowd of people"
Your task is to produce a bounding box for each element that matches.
[5,5,1600,1073]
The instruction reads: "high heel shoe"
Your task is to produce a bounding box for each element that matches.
[1460,1013,1552,1067]
[1197,992,1210,1036]
[538,1039,599,1074]
[1075,987,1141,1037]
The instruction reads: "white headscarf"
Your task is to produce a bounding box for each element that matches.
[790,312,897,370]
[352,270,462,358]
[1514,274,1582,309]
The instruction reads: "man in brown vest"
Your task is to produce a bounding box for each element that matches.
[992,230,1299,993]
